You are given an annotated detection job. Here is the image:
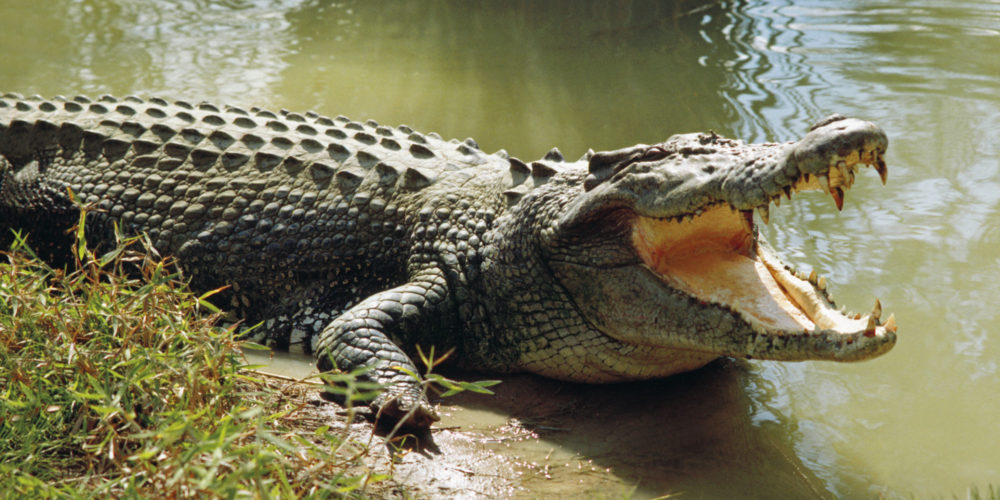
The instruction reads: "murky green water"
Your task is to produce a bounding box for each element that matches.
[3,0,999,496]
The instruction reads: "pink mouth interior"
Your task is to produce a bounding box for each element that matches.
[630,206,817,332]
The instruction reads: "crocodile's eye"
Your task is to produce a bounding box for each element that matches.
[584,145,673,191]
[635,145,670,164]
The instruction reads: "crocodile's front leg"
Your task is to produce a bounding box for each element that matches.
[314,266,451,428]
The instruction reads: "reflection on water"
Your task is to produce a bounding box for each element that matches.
[741,2,1000,496]
[2,0,999,496]
[0,0,296,102]
[277,0,756,158]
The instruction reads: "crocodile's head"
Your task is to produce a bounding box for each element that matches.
[534,116,896,381]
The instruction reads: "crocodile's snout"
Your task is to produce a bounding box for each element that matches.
[788,117,889,210]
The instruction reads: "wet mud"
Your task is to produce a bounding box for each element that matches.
[249,352,831,498]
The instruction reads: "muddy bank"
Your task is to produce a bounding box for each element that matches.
[252,352,830,498]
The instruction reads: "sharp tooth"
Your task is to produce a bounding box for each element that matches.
[758,205,770,224]
[875,157,888,185]
[818,173,830,193]
[884,313,897,333]
[865,314,877,333]
[783,185,793,199]
[808,269,817,283]
[872,298,882,321]
[832,187,845,210]
[853,313,862,320]
[773,196,780,207]
[818,276,827,291]
[741,211,753,231]
[837,161,850,182]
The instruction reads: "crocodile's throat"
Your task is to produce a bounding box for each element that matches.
[631,204,893,337]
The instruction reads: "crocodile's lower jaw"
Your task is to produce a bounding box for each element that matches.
[631,205,896,346]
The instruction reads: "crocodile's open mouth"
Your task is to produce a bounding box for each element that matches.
[630,155,897,347]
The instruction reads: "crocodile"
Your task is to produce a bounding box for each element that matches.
[0,93,897,428]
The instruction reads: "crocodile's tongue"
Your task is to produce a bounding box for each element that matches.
[631,205,880,335]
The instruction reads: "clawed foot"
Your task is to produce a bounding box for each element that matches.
[321,384,439,429]
[372,390,440,429]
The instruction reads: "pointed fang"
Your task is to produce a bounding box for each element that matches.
[808,269,817,283]
[819,174,830,193]
[832,187,845,211]
[875,158,888,185]
[873,298,882,321]
[865,314,877,334]
[837,161,850,183]
[818,276,827,291]
[758,205,770,225]
[884,313,897,333]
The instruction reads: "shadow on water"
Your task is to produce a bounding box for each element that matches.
[437,361,831,499]
[246,351,833,498]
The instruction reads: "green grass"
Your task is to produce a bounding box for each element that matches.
[964,484,999,500]
[0,229,388,498]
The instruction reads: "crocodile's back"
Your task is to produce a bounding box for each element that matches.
[0,93,504,325]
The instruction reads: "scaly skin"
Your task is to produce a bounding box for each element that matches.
[0,93,897,428]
